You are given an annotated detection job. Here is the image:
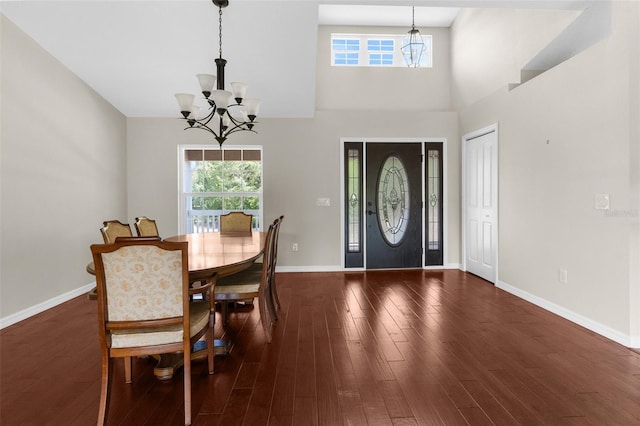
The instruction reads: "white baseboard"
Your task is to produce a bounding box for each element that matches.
[425,263,461,270]
[276,265,343,273]
[277,264,462,273]
[497,280,637,349]
[0,282,96,330]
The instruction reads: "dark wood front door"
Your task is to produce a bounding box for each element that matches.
[365,143,422,269]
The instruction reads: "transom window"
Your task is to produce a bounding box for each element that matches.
[331,33,432,67]
[332,38,360,65]
[179,146,263,233]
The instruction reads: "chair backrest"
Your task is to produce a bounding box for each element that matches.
[91,238,189,338]
[272,215,284,266]
[220,212,253,232]
[258,223,277,340]
[100,220,133,243]
[134,216,160,237]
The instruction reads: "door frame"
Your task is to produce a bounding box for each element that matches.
[461,123,499,281]
[340,137,448,270]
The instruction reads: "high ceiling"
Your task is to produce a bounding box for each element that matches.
[1,1,595,119]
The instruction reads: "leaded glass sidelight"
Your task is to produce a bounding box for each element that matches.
[347,149,361,252]
[377,155,410,246]
[425,142,444,266]
[344,143,363,267]
[427,149,440,250]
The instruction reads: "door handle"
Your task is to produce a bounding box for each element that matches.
[367,210,376,216]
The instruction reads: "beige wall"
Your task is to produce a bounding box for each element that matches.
[451,7,580,110]
[455,2,639,343]
[0,15,127,321]
[317,25,452,112]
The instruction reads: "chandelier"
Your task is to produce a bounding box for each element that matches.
[400,7,426,68]
[175,0,260,147]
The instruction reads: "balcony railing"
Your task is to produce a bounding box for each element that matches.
[186,210,260,233]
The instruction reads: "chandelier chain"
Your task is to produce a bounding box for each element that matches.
[218,6,223,59]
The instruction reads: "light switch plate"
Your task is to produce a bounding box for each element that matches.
[316,197,331,207]
[594,194,610,210]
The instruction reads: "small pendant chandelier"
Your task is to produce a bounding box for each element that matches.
[175,0,260,147]
[400,7,426,68]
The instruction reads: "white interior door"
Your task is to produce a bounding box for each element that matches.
[464,128,498,283]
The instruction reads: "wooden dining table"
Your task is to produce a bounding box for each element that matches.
[165,231,267,280]
[87,231,268,380]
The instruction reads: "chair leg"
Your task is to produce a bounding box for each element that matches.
[265,280,278,324]
[272,275,281,310]
[258,294,273,343]
[207,318,214,375]
[124,356,132,383]
[97,353,113,426]
[183,347,192,425]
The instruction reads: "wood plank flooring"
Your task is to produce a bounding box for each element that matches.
[2,270,640,425]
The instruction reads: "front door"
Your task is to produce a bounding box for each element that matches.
[365,143,422,269]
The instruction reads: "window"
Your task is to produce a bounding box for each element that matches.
[367,39,394,66]
[331,33,432,67]
[344,142,363,268]
[332,38,360,65]
[179,146,262,233]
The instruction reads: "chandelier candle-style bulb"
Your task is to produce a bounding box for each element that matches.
[197,74,216,98]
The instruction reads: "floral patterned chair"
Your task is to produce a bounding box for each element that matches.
[90,238,215,425]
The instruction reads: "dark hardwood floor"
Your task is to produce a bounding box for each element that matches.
[2,270,640,425]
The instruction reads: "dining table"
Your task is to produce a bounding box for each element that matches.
[87,231,268,380]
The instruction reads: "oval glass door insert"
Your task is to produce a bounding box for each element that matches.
[377,154,410,246]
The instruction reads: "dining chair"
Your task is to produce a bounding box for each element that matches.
[215,222,276,342]
[100,220,133,243]
[90,237,215,426]
[134,216,160,237]
[245,215,284,319]
[219,211,253,232]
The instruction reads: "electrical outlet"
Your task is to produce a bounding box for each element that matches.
[292,243,299,252]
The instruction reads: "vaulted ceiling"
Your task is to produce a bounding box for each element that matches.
[0,1,605,119]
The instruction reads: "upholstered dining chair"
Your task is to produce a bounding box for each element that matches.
[215,222,276,342]
[90,238,215,426]
[100,220,133,243]
[219,212,253,232]
[134,216,160,237]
